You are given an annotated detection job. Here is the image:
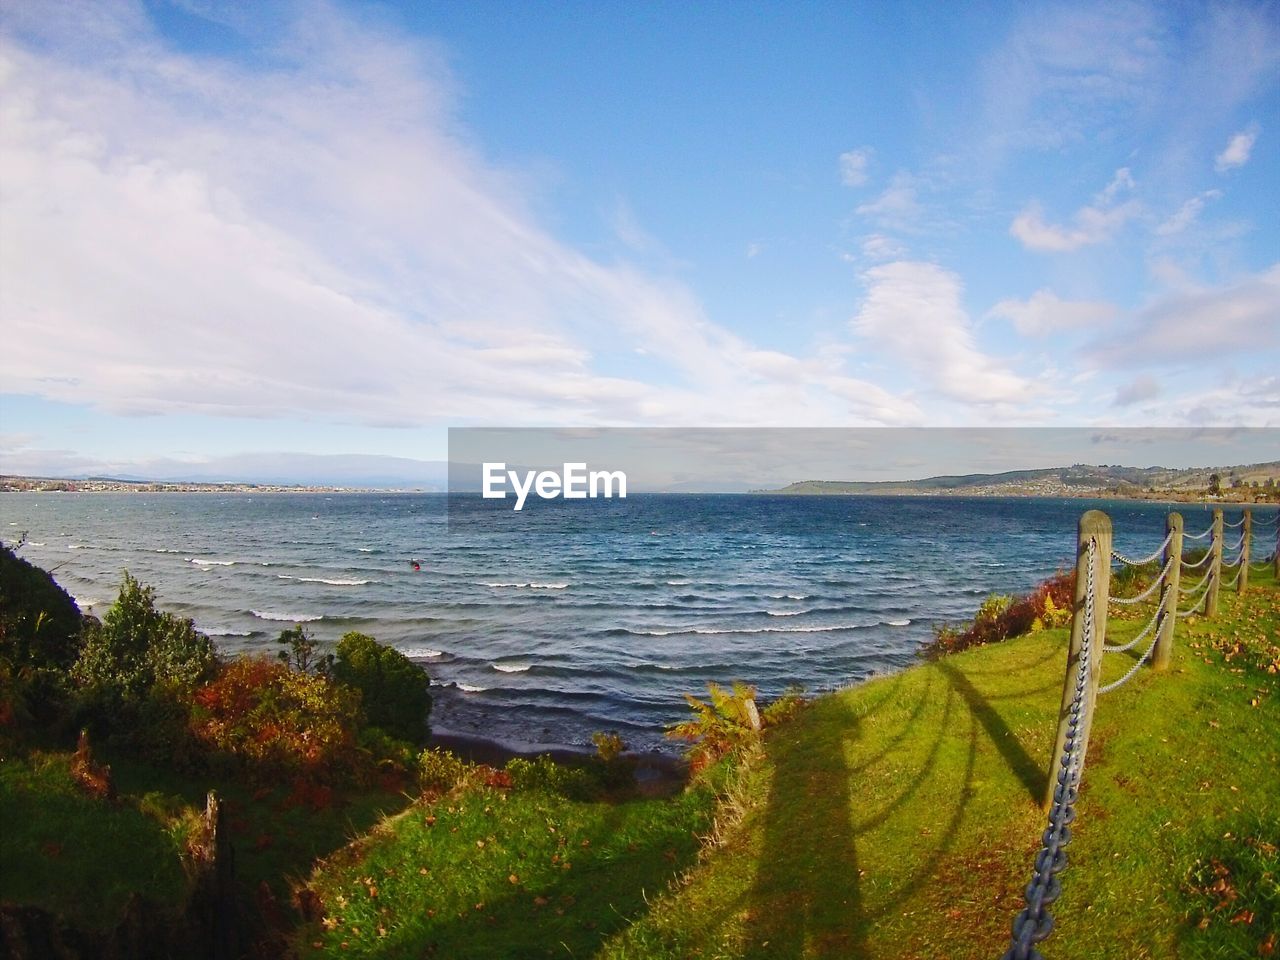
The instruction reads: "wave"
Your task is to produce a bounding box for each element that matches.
[74,597,103,608]
[205,628,253,637]
[28,542,45,547]
[492,662,531,673]
[154,548,181,553]
[615,622,876,638]
[887,618,912,627]
[455,682,488,692]
[299,576,372,586]
[483,582,569,590]
[766,609,803,617]
[666,579,692,586]
[402,646,444,659]
[357,547,374,553]
[769,593,811,600]
[250,610,323,623]
[187,557,235,566]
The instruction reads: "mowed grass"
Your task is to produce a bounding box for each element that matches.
[0,751,196,931]
[291,778,720,959]
[599,566,1279,959]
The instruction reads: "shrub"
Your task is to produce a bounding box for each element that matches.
[190,656,362,782]
[925,571,1075,658]
[760,684,808,727]
[667,681,762,773]
[332,632,431,743]
[73,573,217,704]
[0,543,83,671]
[590,731,635,790]
[504,754,596,800]
[417,747,472,794]
[277,624,332,676]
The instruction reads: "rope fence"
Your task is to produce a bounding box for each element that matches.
[1002,504,1277,959]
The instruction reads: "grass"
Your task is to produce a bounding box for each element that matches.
[596,566,1279,959]
[290,777,720,958]
[0,751,197,931]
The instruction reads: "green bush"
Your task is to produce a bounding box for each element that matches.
[0,543,83,671]
[332,632,431,743]
[417,747,472,794]
[504,754,596,800]
[73,572,217,705]
[666,681,762,773]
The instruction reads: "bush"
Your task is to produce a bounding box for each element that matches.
[73,572,217,704]
[190,656,362,782]
[666,681,762,773]
[417,747,472,794]
[504,754,596,800]
[0,543,83,671]
[925,571,1075,657]
[332,632,431,743]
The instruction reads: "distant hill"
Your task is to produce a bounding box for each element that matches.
[762,461,1280,501]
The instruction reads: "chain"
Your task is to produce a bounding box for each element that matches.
[1103,587,1167,653]
[1183,525,1214,541]
[1178,565,1213,598]
[1227,533,1245,552]
[1109,554,1174,606]
[1111,530,1174,567]
[1099,608,1164,694]
[1177,573,1213,618]
[1181,549,1213,570]
[1222,516,1246,529]
[1002,540,1096,960]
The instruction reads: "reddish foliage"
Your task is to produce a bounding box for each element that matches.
[483,767,514,789]
[70,729,116,802]
[928,571,1076,658]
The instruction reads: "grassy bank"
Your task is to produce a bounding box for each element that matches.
[284,566,1277,959]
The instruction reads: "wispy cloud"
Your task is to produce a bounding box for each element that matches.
[989,289,1118,337]
[1088,263,1280,366]
[855,172,924,232]
[1113,374,1161,407]
[0,4,919,429]
[839,147,873,186]
[1215,124,1259,172]
[1155,190,1222,236]
[1010,168,1140,252]
[851,261,1034,406]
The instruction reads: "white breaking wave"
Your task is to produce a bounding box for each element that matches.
[455,682,488,692]
[251,610,322,622]
[492,662,531,673]
[74,597,103,609]
[187,557,235,566]
[666,579,692,586]
[401,647,443,659]
[298,577,372,586]
[28,542,45,547]
[357,547,374,552]
[769,593,811,600]
[766,609,803,617]
[887,618,912,627]
[205,628,253,637]
[483,581,568,590]
[155,548,181,553]
[631,622,873,637]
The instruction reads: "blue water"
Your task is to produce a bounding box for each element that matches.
[2,493,1269,752]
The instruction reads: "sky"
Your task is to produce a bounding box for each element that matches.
[1,0,1278,482]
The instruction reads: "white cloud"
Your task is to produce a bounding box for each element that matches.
[1010,168,1140,252]
[859,234,906,261]
[1089,264,1280,365]
[855,172,924,232]
[0,4,921,430]
[851,261,1034,406]
[839,147,873,186]
[1215,125,1259,172]
[1155,190,1221,236]
[989,289,1118,337]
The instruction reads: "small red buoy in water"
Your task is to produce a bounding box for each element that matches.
[410,560,421,572]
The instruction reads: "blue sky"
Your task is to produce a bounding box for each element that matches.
[1,0,1277,480]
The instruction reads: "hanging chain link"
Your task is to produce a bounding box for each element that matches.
[1111,529,1174,567]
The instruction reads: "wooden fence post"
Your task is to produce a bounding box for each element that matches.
[1205,509,1223,617]
[1044,509,1111,811]
[1239,510,1251,593]
[1153,512,1182,671]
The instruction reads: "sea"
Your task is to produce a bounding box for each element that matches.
[2,493,1272,753]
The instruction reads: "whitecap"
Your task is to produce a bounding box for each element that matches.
[629,622,871,637]
[766,609,803,617]
[455,682,488,692]
[205,628,252,637]
[154,548,181,554]
[886,618,912,627]
[28,542,45,547]
[187,557,235,566]
[74,597,103,609]
[402,647,444,659]
[357,547,374,553]
[492,662,531,673]
[483,581,568,590]
[769,593,810,600]
[250,610,322,623]
[666,579,692,586]
[298,577,372,586]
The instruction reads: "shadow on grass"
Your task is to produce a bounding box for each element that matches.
[936,659,1047,803]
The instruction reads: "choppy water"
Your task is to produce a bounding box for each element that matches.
[2,492,1268,752]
